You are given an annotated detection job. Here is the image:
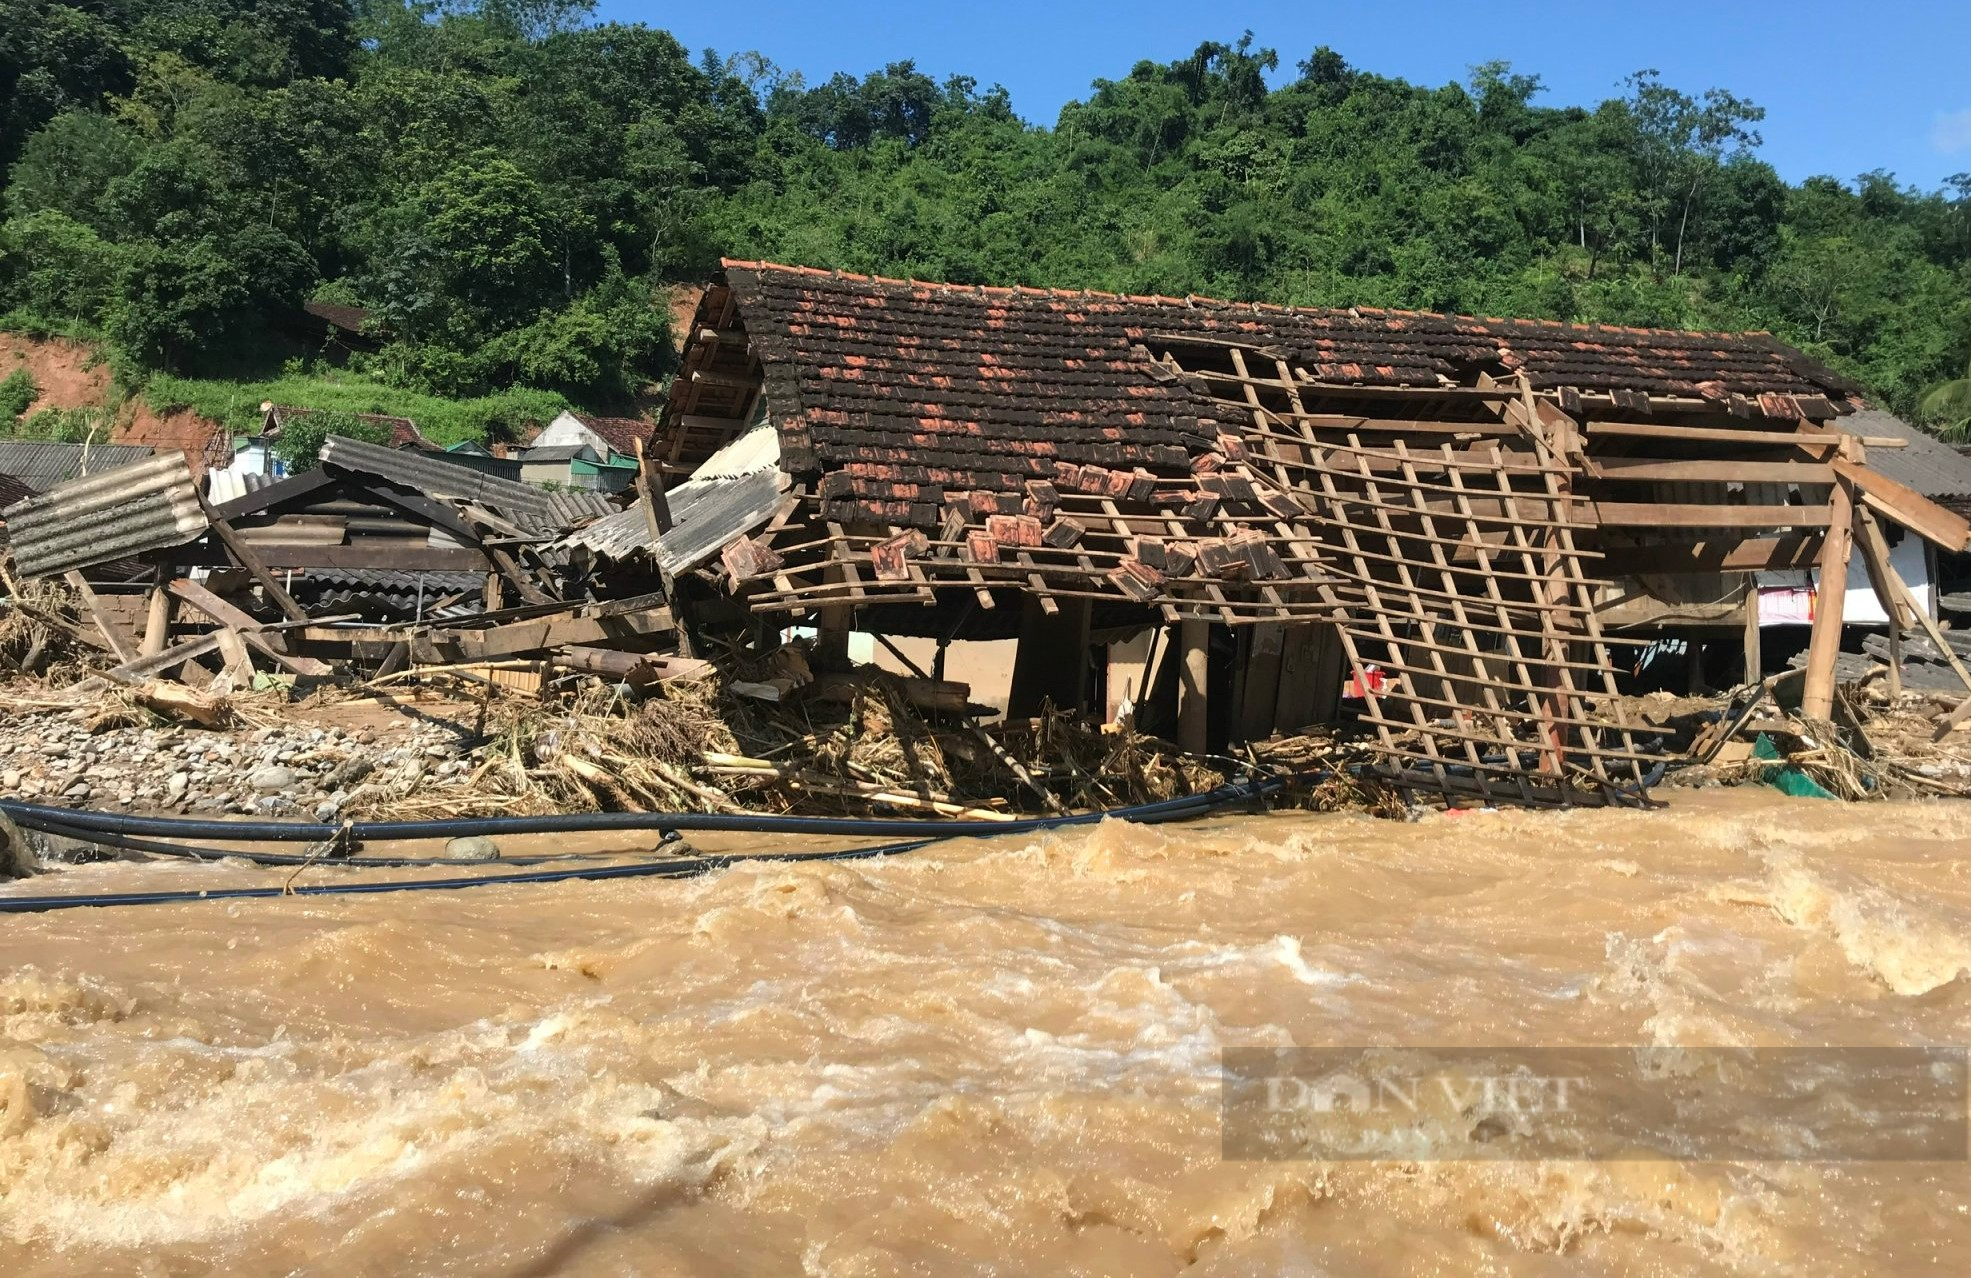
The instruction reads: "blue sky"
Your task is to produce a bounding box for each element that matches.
[601,0,1971,192]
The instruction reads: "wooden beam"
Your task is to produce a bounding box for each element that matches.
[1587,458,1835,484]
[1801,476,1855,719]
[106,633,222,685]
[633,436,672,534]
[1588,421,1841,449]
[454,607,674,660]
[1597,535,1823,576]
[1852,507,1917,631]
[214,626,254,684]
[1834,459,1971,553]
[1588,502,1833,529]
[63,570,138,663]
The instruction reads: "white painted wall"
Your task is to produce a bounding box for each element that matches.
[535,411,612,457]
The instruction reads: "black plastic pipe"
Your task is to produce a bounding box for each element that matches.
[13,812,679,869]
[0,781,1279,914]
[0,836,943,914]
[1,780,1274,843]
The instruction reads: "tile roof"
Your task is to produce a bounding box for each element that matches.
[721,260,1867,528]
[570,413,657,455]
[301,300,372,335]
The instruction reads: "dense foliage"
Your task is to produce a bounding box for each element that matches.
[2,3,1967,427]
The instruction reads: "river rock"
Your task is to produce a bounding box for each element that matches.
[165,772,190,801]
[249,765,297,793]
[444,836,501,862]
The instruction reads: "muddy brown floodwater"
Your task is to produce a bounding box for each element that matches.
[2,789,1970,1275]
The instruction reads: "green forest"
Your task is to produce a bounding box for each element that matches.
[3,0,1969,442]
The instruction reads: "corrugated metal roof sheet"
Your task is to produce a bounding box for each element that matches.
[1837,411,1971,508]
[0,442,156,493]
[319,435,617,533]
[691,421,780,480]
[557,469,787,574]
[1,451,206,578]
[519,444,596,462]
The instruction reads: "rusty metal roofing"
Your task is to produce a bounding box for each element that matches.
[319,435,618,533]
[1836,411,1971,513]
[1,451,206,578]
[0,442,157,493]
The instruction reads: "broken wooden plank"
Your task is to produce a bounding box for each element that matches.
[107,632,222,684]
[454,606,675,660]
[486,546,555,606]
[166,578,335,678]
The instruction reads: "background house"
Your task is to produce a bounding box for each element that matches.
[516,443,638,492]
[533,411,657,463]
[0,441,155,492]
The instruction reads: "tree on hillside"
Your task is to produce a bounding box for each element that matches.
[1919,354,1971,441]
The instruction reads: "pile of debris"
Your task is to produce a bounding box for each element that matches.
[0,439,1231,821]
[1648,672,1971,801]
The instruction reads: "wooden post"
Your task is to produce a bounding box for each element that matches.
[1741,575,1762,685]
[1007,596,1091,718]
[141,576,173,658]
[1801,473,1855,719]
[1234,622,1286,743]
[1177,617,1209,754]
[633,437,673,534]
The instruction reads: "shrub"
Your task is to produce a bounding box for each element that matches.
[0,367,38,422]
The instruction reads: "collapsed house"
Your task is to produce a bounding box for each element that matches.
[6,260,1970,810]
[631,261,1971,806]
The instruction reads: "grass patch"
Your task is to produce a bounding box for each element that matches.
[139,370,569,446]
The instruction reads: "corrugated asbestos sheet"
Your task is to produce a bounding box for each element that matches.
[558,468,787,575]
[2,451,206,578]
[1838,411,1971,513]
[0,442,156,493]
[319,435,618,532]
